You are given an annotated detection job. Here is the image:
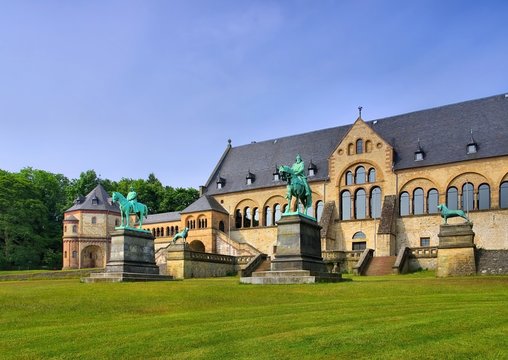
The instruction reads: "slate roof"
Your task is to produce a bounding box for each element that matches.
[144,211,181,224]
[65,184,120,213]
[204,93,508,196]
[181,195,229,214]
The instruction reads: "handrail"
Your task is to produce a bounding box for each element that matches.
[353,248,374,275]
[392,246,411,274]
[240,253,268,277]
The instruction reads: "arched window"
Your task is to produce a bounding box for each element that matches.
[91,216,96,224]
[316,201,324,222]
[72,251,77,258]
[161,227,164,236]
[253,208,259,227]
[345,171,353,185]
[152,229,156,237]
[166,226,170,235]
[352,231,366,251]
[274,204,282,223]
[356,139,363,154]
[500,182,508,209]
[370,187,382,218]
[355,166,366,184]
[175,226,179,233]
[427,189,439,214]
[348,143,354,155]
[235,209,242,229]
[368,168,376,183]
[353,231,366,239]
[400,192,410,216]
[156,228,160,237]
[413,188,424,215]
[478,184,490,210]
[72,225,77,233]
[115,219,119,227]
[461,183,474,211]
[64,225,67,232]
[219,221,225,232]
[171,226,175,235]
[264,207,273,226]
[243,207,252,228]
[355,189,367,219]
[446,187,458,210]
[341,191,351,220]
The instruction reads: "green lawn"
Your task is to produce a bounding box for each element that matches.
[0,273,506,359]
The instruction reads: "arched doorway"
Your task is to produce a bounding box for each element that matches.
[189,240,205,252]
[80,245,105,268]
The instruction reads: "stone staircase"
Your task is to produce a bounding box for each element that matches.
[365,256,396,276]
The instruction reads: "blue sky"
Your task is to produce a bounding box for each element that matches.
[1,0,507,188]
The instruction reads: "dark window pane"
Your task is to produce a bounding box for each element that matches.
[355,189,366,219]
[316,201,324,222]
[265,207,273,226]
[368,168,376,182]
[478,184,490,210]
[427,189,439,214]
[370,187,382,218]
[352,241,366,251]
[400,192,410,216]
[447,187,458,210]
[461,183,474,211]
[355,167,366,184]
[500,182,508,209]
[341,191,351,220]
[346,171,353,185]
[356,139,363,154]
[414,188,424,215]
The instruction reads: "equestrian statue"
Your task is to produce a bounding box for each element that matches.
[279,154,312,215]
[112,187,149,229]
[437,204,470,224]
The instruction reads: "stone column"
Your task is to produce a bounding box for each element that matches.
[437,223,476,277]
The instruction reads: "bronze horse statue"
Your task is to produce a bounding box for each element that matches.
[112,191,148,229]
[279,165,312,214]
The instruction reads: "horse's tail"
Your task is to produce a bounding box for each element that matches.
[144,205,148,218]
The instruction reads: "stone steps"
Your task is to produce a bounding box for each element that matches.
[365,256,396,276]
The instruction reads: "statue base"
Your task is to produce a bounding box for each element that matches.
[241,214,341,284]
[83,228,173,282]
[437,223,476,277]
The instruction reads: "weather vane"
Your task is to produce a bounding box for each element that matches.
[358,106,363,118]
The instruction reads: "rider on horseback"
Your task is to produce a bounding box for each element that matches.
[291,154,311,197]
[127,186,138,213]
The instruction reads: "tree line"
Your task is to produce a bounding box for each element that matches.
[0,168,199,270]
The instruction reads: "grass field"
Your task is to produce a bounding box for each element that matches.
[0,272,506,359]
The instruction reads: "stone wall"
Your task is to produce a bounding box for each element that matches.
[165,247,238,279]
[476,249,508,275]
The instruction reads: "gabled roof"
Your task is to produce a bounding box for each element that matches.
[369,93,508,170]
[204,126,351,195]
[203,93,508,195]
[181,195,229,215]
[65,184,120,213]
[144,211,181,224]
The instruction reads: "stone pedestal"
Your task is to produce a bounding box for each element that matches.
[241,214,341,284]
[437,223,476,277]
[83,228,173,282]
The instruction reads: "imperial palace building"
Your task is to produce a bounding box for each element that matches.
[64,93,508,274]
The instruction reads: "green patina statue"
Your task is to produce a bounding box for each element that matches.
[437,204,470,224]
[172,227,189,244]
[112,190,149,230]
[279,154,312,215]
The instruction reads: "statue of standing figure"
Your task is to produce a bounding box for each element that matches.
[279,154,312,215]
